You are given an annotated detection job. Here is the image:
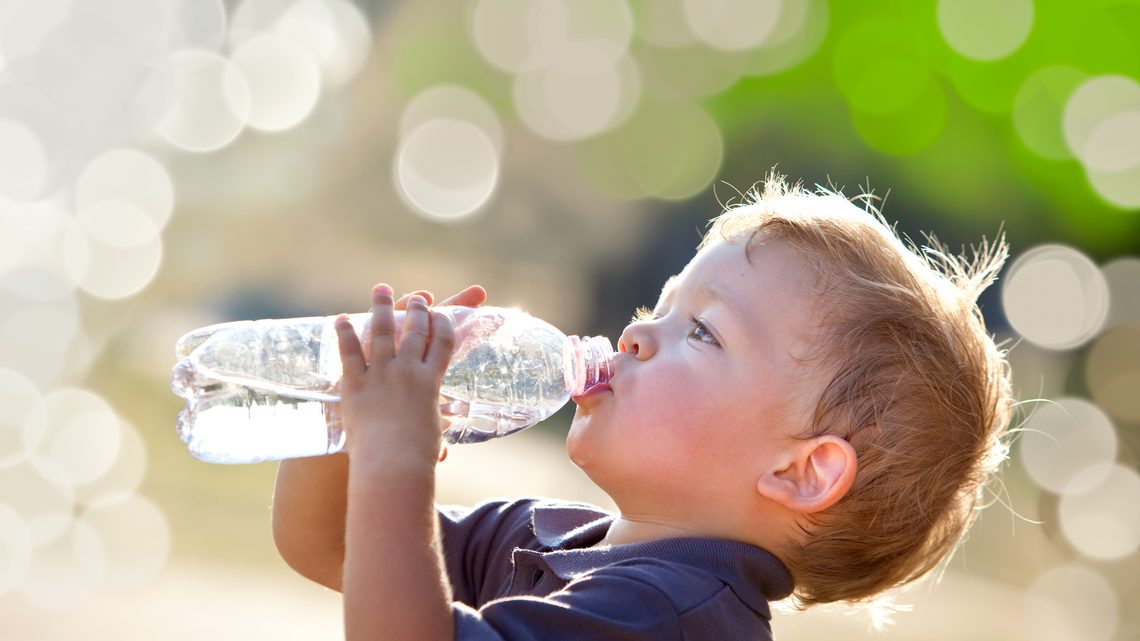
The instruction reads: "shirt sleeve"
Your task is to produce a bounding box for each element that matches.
[451,565,683,641]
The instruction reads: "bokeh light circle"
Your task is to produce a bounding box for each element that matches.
[0,461,75,547]
[0,118,48,202]
[78,493,170,589]
[575,100,722,200]
[1012,66,1087,160]
[0,200,71,296]
[1081,110,1140,173]
[1085,326,1140,423]
[277,0,373,88]
[1085,163,1140,210]
[1059,463,1140,560]
[682,0,781,51]
[471,0,568,73]
[633,0,698,48]
[1023,564,1118,641]
[24,388,122,489]
[77,202,161,248]
[0,300,82,387]
[61,220,164,300]
[156,49,251,152]
[833,18,947,155]
[18,519,105,610]
[400,85,504,155]
[1018,397,1116,495]
[848,57,933,116]
[75,149,175,231]
[744,0,829,77]
[228,0,300,47]
[230,34,322,132]
[395,119,499,220]
[513,51,625,141]
[75,419,148,506]
[1063,75,1140,166]
[638,43,748,99]
[1001,244,1108,350]
[560,0,635,67]
[937,0,1033,61]
[850,81,947,155]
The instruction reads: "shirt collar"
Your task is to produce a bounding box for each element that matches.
[528,501,795,609]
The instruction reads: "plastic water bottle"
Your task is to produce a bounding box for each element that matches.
[170,306,614,464]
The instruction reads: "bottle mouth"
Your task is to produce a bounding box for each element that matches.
[566,335,614,396]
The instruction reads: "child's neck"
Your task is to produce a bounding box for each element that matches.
[593,514,709,548]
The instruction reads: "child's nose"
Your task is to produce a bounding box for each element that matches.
[618,324,654,359]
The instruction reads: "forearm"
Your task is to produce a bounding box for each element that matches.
[344,457,454,641]
[272,453,350,590]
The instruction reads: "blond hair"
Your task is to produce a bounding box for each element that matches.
[703,174,1013,607]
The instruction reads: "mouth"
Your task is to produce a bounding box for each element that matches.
[571,382,612,409]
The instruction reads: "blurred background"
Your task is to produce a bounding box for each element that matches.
[1,0,1138,639]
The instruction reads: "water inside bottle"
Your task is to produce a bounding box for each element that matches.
[172,306,611,462]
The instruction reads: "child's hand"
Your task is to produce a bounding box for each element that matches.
[394,284,487,311]
[334,284,456,467]
[392,285,486,462]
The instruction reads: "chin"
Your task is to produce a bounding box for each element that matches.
[565,418,599,469]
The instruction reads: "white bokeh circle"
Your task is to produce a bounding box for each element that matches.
[277,0,373,88]
[683,0,781,51]
[1001,244,1108,350]
[1018,397,1117,495]
[24,388,123,489]
[1023,564,1118,641]
[61,218,163,300]
[937,0,1034,61]
[75,149,175,231]
[156,49,251,152]
[1058,463,1140,560]
[395,119,499,221]
[229,34,322,132]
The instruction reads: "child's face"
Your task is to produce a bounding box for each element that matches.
[568,237,824,517]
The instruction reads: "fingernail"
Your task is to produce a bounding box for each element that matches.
[409,294,426,306]
[374,284,393,298]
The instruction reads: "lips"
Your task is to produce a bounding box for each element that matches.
[572,382,612,409]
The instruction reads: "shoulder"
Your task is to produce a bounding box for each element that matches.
[561,563,774,641]
[581,559,734,614]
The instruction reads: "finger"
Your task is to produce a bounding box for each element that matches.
[424,310,456,373]
[369,284,397,362]
[335,314,366,375]
[395,289,434,311]
[437,285,487,309]
[398,294,431,361]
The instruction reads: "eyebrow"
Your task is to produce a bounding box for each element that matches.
[656,277,751,341]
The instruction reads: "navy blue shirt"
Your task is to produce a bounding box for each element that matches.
[438,498,793,640]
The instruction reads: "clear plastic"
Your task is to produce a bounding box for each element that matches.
[171,306,613,464]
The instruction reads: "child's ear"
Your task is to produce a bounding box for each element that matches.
[756,435,857,514]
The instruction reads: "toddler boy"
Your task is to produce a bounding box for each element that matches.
[271,174,1013,640]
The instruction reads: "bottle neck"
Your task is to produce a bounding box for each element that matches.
[566,335,615,396]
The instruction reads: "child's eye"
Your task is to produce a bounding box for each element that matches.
[687,317,720,347]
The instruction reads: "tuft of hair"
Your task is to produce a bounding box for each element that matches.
[704,171,1014,608]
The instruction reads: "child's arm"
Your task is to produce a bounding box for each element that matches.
[337,284,455,641]
[271,286,486,593]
